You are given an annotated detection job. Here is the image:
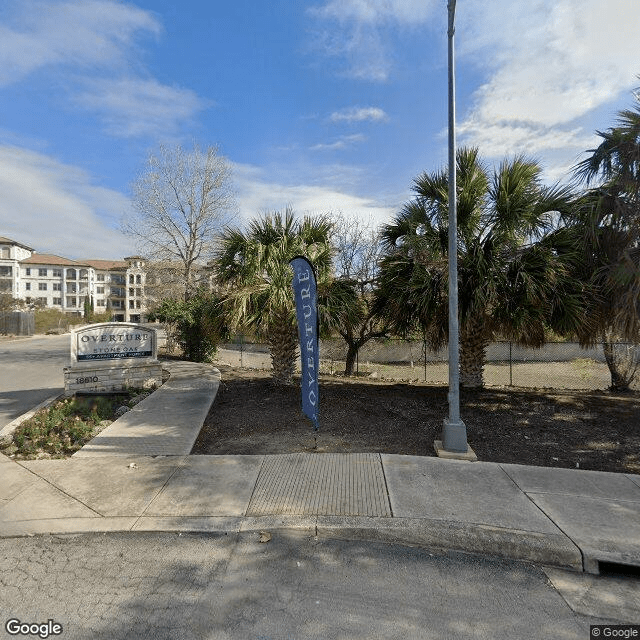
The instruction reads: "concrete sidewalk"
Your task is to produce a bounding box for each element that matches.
[1,361,639,575]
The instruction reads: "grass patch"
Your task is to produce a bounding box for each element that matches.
[1,388,154,459]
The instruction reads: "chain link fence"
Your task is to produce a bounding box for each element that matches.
[218,335,640,391]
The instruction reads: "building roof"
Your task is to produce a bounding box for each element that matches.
[21,253,83,266]
[81,259,128,270]
[0,236,34,251]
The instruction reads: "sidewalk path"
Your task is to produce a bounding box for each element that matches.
[1,361,639,576]
[73,362,220,457]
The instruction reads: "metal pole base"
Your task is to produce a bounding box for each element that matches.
[440,417,468,452]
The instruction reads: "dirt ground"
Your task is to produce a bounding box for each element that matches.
[192,365,640,475]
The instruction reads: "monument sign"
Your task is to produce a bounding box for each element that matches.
[64,323,163,395]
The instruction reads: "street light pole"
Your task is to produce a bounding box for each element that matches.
[440,0,468,452]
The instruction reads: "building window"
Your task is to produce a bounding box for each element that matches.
[53,269,62,278]
[53,298,62,306]
[1,247,9,258]
[66,297,77,307]
[0,266,12,277]
[25,267,31,276]
[129,274,135,284]
[129,300,135,309]
[38,268,47,277]
[53,283,61,291]
[97,274,105,282]
[96,299,105,307]
[38,282,47,291]
[25,282,31,291]
[96,286,104,294]
[111,300,121,309]
[129,287,134,297]
[136,274,142,284]
[136,300,141,309]
[67,283,77,294]
[66,269,76,280]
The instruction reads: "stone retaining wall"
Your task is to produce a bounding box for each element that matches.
[64,362,163,395]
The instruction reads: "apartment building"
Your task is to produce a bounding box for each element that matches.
[0,236,147,322]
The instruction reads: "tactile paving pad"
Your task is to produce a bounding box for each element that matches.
[247,453,391,517]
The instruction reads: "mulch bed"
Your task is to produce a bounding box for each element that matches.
[192,365,640,474]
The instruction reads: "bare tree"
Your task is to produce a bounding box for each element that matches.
[331,213,389,375]
[124,143,236,301]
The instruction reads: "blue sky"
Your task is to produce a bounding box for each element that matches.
[1,0,639,259]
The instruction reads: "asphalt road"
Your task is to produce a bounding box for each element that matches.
[0,334,69,429]
[0,531,625,640]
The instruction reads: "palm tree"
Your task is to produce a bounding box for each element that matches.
[568,90,640,389]
[575,92,640,196]
[215,209,355,384]
[374,147,587,388]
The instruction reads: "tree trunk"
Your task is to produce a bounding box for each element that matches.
[459,316,488,388]
[602,331,639,391]
[267,307,298,385]
[344,343,358,376]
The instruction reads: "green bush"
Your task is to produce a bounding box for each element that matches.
[149,292,229,363]
[34,309,76,334]
[9,395,130,457]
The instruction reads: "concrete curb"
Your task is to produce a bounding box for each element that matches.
[313,516,583,571]
[0,512,582,571]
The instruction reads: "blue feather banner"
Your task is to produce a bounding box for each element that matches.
[289,255,319,431]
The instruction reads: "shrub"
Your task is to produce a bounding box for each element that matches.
[8,393,137,458]
[149,292,229,363]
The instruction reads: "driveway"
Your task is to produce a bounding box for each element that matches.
[0,334,69,429]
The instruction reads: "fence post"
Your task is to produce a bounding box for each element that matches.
[509,341,513,386]
[423,334,427,382]
[240,333,244,368]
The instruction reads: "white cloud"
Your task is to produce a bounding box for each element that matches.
[457,119,594,159]
[0,0,202,140]
[330,106,388,123]
[75,78,208,138]
[0,145,136,259]
[310,134,367,151]
[232,163,397,229]
[458,0,640,168]
[308,0,439,81]
[0,0,160,86]
[311,0,438,26]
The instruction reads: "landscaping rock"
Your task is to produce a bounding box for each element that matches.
[115,406,130,418]
[129,392,150,407]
